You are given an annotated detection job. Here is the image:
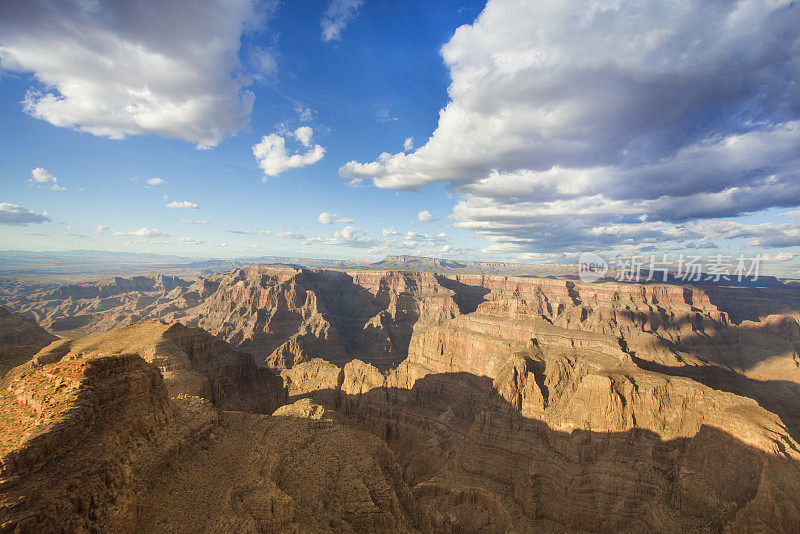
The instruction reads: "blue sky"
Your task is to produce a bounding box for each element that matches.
[1,0,800,275]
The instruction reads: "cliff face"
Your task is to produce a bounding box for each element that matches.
[136,401,419,533]
[0,329,415,532]
[6,267,461,371]
[189,267,460,370]
[4,267,800,532]
[0,307,58,377]
[426,275,800,438]
[282,353,800,532]
[30,320,285,414]
[0,348,217,532]
[277,274,800,532]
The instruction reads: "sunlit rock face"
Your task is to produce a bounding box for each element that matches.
[3,268,800,532]
[6,266,462,371]
[271,273,800,532]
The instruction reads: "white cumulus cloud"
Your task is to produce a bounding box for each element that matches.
[417,210,434,222]
[29,167,55,183]
[318,212,336,224]
[28,167,66,190]
[0,0,266,148]
[253,127,325,179]
[340,0,800,254]
[305,224,378,248]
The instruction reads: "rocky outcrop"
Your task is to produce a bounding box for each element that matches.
[29,320,285,414]
[0,348,218,532]
[0,317,286,532]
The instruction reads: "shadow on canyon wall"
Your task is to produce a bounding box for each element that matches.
[284,370,800,532]
[434,274,491,314]
[629,353,800,443]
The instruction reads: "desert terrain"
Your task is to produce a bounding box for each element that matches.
[2,261,800,532]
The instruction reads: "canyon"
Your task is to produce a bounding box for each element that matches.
[2,265,800,532]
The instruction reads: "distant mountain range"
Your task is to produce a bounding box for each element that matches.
[0,250,788,288]
[0,250,371,283]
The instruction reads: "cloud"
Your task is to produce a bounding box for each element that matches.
[0,0,265,148]
[305,224,378,248]
[760,252,797,263]
[114,227,167,237]
[223,228,273,236]
[294,126,313,147]
[182,219,211,225]
[340,0,800,254]
[179,237,207,245]
[318,212,336,224]
[403,137,413,152]
[321,0,363,42]
[146,178,166,187]
[250,47,278,79]
[317,212,355,225]
[166,201,198,209]
[253,127,325,178]
[403,231,449,248]
[0,203,51,226]
[382,227,399,236]
[482,242,524,254]
[28,167,66,190]
[94,225,112,234]
[417,210,434,222]
[295,105,316,122]
[29,167,55,183]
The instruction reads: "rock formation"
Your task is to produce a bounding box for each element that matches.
[5,267,461,371]
[283,334,800,531]
[0,307,57,376]
[0,343,417,532]
[29,320,285,413]
[276,274,800,532]
[136,400,419,532]
[0,346,218,531]
[3,266,800,531]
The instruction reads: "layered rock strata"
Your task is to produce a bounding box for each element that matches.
[0,307,57,376]
[29,320,285,413]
